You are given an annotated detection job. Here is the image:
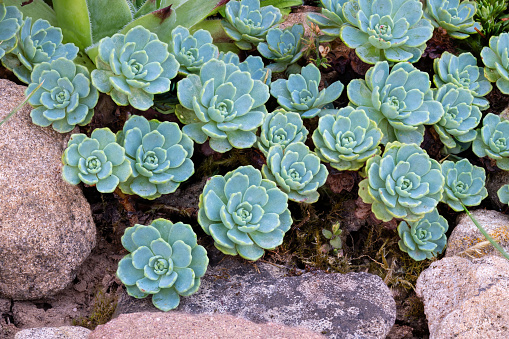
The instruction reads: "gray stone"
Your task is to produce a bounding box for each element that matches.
[90,312,324,339]
[0,80,96,299]
[114,249,396,338]
[486,170,509,210]
[445,210,509,258]
[14,326,90,339]
[416,256,509,339]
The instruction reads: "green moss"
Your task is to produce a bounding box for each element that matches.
[72,290,117,330]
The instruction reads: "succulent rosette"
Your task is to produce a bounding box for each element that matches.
[62,128,132,193]
[313,106,382,171]
[472,113,509,170]
[340,0,434,63]
[91,26,179,110]
[2,17,79,84]
[218,52,272,85]
[26,58,99,133]
[221,0,282,50]
[117,219,209,311]
[358,142,444,222]
[270,63,343,118]
[441,159,487,211]
[433,84,482,153]
[169,26,219,75]
[307,0,348,41]
[498,184,509,205]
[481,32,509,94]
[116,115,194,200]
[433,52,492,110]
[262,142,328,203]
[257,24,304,72]
[198,166,292,261]
[424,0,481,39]
[257,109,308,155]
[398,209,449,261]
[347,61,443,145]
[177,59,269,153]
[0,5,22,59]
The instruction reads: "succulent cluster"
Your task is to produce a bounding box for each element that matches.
[198,166,292,261]
[348,61,443,145]
[424,0,481,39]
[257,109,308,155]
[313,107,382,171]
[481,32,509,94]
[270,63,343,118]
[398,209,449,261]
[117,219,209,311]
[359,142,444,222]
[473,113,509,170]
[257,24,304,72]
[91,26,179,110]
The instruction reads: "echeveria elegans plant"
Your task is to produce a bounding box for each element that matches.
[340,0,434,63]
[441,159,488,211]
[0,4,22,59]
[472,113,509,170]
[424,0,481,39]
[91,26,179,110]
[257,24,304,72]
[62,128,132,193]
[270,63,343,118]
[117,219,209,311]
[198,166,292,261]
[358,142,444,222]
[257,109,308,155]
[481,32,509,94]
[26,58,99,133]
[116,115,194,200]
[218,51,272,85]
[398,209,449,261]
[307,0,348,41]
[177,58,269,153]
[347,61,443,145]
[313,106,382,171]
[262,142,328,203]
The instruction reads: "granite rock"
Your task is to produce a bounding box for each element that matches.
[446,210,509,258]
[114,249,396,338]
[0,80,96,299]
[14,326,90,339]
[416,256,509,339]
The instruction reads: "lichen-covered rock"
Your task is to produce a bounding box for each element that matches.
[113,249,396,338]
[15,326,91,339]
[445,209,509,258]
[0,80,96,299]
[416,256,509,339]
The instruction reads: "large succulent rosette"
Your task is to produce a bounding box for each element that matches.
[347,61,443,145]
[257,109,308,155]
[116,115,194,200]
[117,219,209,311]
[358,142,444,222]
[198,166,292,261]
[424,0,481,39]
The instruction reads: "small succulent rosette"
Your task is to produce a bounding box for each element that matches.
[262,142,328,203]
[307,0,348,41]
[358,142,444,222]
[257,24,304,72]
[169,26,219,75]
[424,0,481,39]
[221,0,282,50]
[481,32,509,94]
[348,61,443,145]
[270,63,343,118]
[2,17,78,84]
[473,113,509,170]
[218,52,272,85]
[26,58,99,133]
[398,209,449,261]
[498,184,509,206]
[117,219,209,311]
[340,0,433,63]
[257,109,308,156]
[62,128,132,193]
[198,166,292,261]
[0,4,22,59]
[116,115,194,200]
[91,26,179,110]
[177,59,269,153]
[433,52,492,110]
[433,84,482,154]
[441,159,488,211]
[313,106,382,171]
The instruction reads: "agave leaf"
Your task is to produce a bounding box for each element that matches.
[120,5,176,39]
